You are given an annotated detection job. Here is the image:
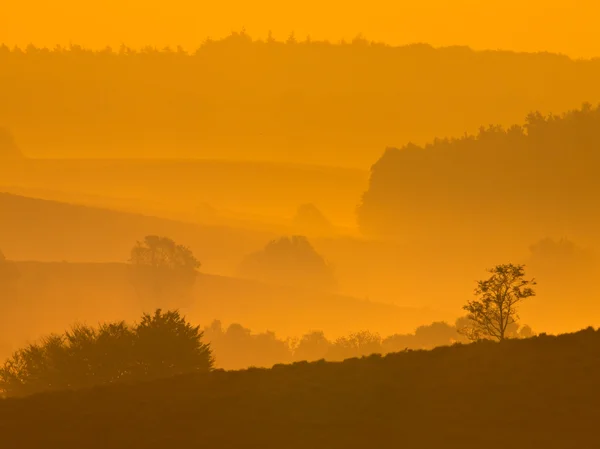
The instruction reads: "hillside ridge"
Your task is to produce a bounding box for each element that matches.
[1,327,598,448]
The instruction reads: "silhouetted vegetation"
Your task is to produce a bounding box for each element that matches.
[202,317,533,370]
[204,320,294,370]
[0,327,598,448]
[2,38,600,166]
[237,236,336,291]
[2,310,501,378]
[459,264,536,341]
[129,235,200,309]
[359,104,600,241]
[0,309,212,397]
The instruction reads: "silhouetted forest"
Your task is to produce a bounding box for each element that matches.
[359,104,600,242]
[0,327,598,448]
[2,36,600,166]
[204,318,533,370]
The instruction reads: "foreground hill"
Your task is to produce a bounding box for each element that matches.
[1,328,598,448]
[2,41,600,166]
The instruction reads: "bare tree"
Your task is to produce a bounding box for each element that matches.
[460,264,536,341]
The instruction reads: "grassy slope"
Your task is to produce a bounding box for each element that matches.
[0,329,598,448]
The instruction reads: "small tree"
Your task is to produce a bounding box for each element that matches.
[129,236,200,309]
[293,331,331,362]
[460,264,536,341]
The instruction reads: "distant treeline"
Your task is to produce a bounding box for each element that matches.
[205,319,467,370]
[359,104,600,240]
[2,34,600,165]
[183,317,533,370]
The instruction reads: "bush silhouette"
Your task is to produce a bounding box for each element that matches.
[0,309,213,397]
[237,236,336,291]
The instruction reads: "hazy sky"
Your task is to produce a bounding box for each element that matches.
[2,0,599,58]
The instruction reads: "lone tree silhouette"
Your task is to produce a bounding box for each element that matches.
[460,264,536,341]
[129,236,200,309]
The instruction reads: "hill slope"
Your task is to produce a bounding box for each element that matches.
[0,329,598,448]
[0,158,367,228]
[0,192,277,274]
[1,261,446,358]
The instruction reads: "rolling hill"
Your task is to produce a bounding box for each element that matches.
[3,192,600,336]
[0,158,368,229]
[0,328,598,448]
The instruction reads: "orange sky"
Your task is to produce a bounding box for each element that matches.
[2,0,600,58]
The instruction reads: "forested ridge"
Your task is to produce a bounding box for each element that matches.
[2,35,600,165]
[359,104,600,240]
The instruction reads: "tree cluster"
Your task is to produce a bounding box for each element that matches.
[0,309,213,397]
[358,104,600,238]
[129,235,200,309]
[237,236,336,291]
[204,317,535,371]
